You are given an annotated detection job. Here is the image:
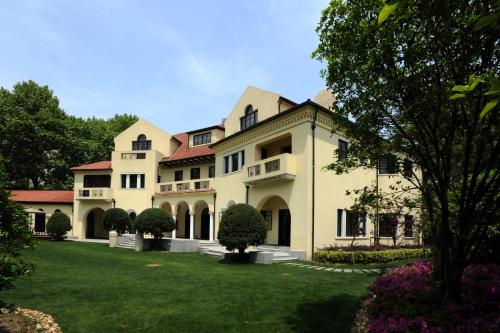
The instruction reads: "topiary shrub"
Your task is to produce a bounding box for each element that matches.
[102,208,131,235]
[217,203,267,255]
[46,212,72,240]
[314,248,431,264]
[133,208,175,249]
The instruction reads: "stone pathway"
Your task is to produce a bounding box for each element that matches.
[283,262,382,274]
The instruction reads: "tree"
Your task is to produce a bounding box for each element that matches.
[313,0,499,303]
[103,208,131,235]
[133,208,175,249]
[217,204,267,255]
[0,161,34,306]
[347,182,421,247]
[46,212,72,240]
[0,81,139,189]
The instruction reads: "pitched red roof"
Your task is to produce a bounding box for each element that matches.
[70,161,112,171]
[9,190,74,204]
[161,132,215,165]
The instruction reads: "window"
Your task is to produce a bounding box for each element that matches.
[378,154,398,174]
[175,170,183,181]
[346,211,366,237]
[261,148,268,159]
[223,150,245,174]
[337,209,343,237]
[120,174,145,189]
[83,175,111,188]
[193,132,211,146]
[137,153,146,159]
[209,166,215,178]
[260,210,272,230]
[379,214,398,237]
[338,139,348,161]
[191,168,200,180]
[132,134,151,150]
[240,105,258,130]
[403,159,413,178]
[404,215,414,237]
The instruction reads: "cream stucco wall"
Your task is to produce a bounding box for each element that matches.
[21,203,74,236]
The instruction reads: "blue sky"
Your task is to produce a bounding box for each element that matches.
[0,0,329,133]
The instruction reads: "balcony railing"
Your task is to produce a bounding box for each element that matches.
[243,153,296,185]
[75,188,113,200]
[158,178,214,193]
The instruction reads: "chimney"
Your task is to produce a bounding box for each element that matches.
[313,89,335,109]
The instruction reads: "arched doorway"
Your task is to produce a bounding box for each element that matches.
[257,196,291,246]
[34,209,46,235]
[175,201,190,239]
[85,208,107,239]
[127,209,137,234]
[194,200,210,240]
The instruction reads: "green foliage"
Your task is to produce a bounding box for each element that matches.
[315,248,431,264]
[314,0,499,302]
[46,212,72,240]
[0,80,138,189]
[133,208,175,244]
[217,204,267,254]
[102,208,131,235]
[0,162,35,306]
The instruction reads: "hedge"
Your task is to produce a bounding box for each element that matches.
[314,248,431,264]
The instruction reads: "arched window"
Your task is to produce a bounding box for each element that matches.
[240,105,258,130]
[132,134,151,150]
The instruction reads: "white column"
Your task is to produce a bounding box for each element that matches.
[189,212,194,240]
[209,212,214,241]
[137,174,141,188]
[342,209,347,237]
[125,174,130,188]
[172,213,177,239]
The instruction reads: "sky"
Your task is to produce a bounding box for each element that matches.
[0,0,329,134]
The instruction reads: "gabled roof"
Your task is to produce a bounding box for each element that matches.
[160,130,216,167]
[10,190,74,204]
[186,124,224,134]
[70,161,112,171]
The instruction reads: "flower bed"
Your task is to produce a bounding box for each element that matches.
[363,261,500,332]
[314,248,430,264]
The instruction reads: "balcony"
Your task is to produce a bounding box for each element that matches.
[157,178,214,194]
[244,153,296,185]
[75,188,113,200]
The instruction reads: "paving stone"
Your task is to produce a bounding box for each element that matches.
[333,269,343,272]
[315,267,326,270]
[324,268,334,271]
[344,269,353,273]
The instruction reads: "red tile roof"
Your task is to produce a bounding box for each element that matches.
[9,190,74,204]
[161,132,215,163]
[70,161,112,171]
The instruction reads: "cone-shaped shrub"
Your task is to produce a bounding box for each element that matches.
[217,203,267,254]
[103,208,131,235]
[46,212,72,240]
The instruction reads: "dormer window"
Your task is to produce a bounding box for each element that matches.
[193,132,211,146]
[132,134,151,150]
[240,105,258,130]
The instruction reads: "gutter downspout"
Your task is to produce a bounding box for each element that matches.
[245,185,249,204]
[311,104,319,259]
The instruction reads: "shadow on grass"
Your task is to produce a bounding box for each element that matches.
[217,252,254,265]
[286,294,363,333]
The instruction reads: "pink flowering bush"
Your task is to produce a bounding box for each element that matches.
[366,261,500,332]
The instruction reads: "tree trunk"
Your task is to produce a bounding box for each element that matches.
[238,247,245,255]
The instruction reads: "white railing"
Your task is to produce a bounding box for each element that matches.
[244,153,296,184]
[158,178,213,193]
[75,188,113,200]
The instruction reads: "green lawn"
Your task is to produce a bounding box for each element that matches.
[3,242,377,333]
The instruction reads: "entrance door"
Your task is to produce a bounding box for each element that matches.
[278,209,291,246]
[34,213,46,233]
[200,208,210,240]
[184,210,190,238]
[86,211,95,238]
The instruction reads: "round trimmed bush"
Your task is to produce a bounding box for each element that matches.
[217,203,267,254]
[46,212,72,240]
[103,208,131,235]
[133,208,175,249]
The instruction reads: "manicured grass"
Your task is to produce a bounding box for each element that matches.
[3,242,376,333]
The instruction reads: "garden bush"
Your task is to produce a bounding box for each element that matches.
[217,203,267,254]
[365,261,500,332]
[133,208,175,249]
[314,248,430,264]
[102,208,131,235]
[46,212,72,240]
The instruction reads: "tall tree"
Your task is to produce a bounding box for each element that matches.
[313,0,499,303]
